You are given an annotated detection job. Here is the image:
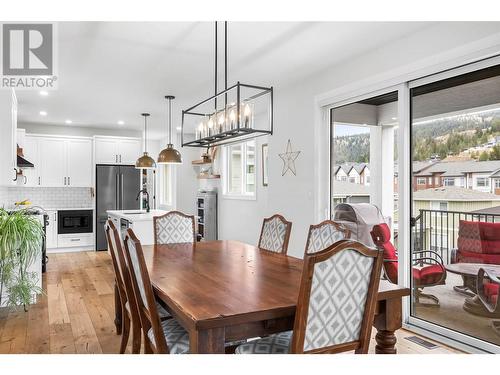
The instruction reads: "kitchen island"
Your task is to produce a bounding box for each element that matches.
[107,209,168,245]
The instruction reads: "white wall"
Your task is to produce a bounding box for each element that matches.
[177,23,500,259]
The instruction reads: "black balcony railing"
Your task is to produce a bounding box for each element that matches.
[411,209,500,265]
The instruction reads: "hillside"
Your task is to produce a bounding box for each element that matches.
[333,111,500,163]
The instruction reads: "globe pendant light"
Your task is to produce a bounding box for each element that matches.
[135,113,156,170]
[158,95,182,164]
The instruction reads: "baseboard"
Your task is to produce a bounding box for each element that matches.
[47,246,94,254]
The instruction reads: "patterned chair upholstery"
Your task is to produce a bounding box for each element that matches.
[154,211,195,245]
[305,220,350,254]
[236,240,383,354]
[124,229,190,354]
[258,214,292,254]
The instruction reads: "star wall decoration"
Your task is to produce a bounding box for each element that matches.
[279,139,301,176]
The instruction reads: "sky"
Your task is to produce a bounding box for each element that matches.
[334,124,370,137]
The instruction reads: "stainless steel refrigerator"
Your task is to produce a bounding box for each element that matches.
[95,165,140,250]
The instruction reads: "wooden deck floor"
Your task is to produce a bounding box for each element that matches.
[0,251,460,354]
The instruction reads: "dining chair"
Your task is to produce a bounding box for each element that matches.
[105,221,171,354]
[305,219,350,254]
[154,210,196,245]
[258,214,292,254]
[235,240,384,354]
[123,228,190,354]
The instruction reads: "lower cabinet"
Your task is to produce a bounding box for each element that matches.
[57,233,94,248]
[46,210,58,249]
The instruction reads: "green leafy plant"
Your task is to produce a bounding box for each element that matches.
[0,208,44,311]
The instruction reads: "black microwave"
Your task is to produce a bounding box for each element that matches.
[58,210,93,234]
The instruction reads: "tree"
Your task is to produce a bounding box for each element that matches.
[490,145,500,161]
[479,151,490,161]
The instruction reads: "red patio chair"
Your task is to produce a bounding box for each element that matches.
[371,223,446,306]
[477,267,500,335]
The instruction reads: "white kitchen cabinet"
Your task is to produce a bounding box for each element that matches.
[39,138,66,187]
[118,139,142,164]
[0,90,17,186]
[94,136,141,165]
[22,135,40,187]
[66,138,92,187]
[24,135,93,188]
[46,210,58,249]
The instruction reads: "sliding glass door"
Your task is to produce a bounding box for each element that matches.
[409,62,500,350]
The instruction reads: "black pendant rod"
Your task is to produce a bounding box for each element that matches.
[224,21,228,107]
[214,22,217,111]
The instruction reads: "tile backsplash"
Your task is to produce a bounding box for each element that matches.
[1,187,93,210]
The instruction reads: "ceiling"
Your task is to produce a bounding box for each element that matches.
[16,22,435,139]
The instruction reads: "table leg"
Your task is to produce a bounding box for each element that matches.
[114,283,122,335]
[373,298,402,354]
[189,327,225,354]
[453,275,476,297]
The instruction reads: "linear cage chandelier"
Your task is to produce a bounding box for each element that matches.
[182,22,273,148]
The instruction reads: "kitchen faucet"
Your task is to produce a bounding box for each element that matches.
[136,188,150,213]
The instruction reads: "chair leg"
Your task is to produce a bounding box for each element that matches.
[414,289,440,307]
[131,321,141,354]
[143,333,153,354]
[119,314,131,354]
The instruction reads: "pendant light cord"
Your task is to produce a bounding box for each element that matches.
[144,115,147,153]
[214,21,218,111]
[168,97,172,145]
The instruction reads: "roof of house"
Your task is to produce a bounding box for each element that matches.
[332,180,370,196]
[415,160,500,177]
[413,187,500,201]
[413,161,437,174]
[334,162,369,175]
[470,205,500,215]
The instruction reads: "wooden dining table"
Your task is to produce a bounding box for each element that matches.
[114,240,410,354]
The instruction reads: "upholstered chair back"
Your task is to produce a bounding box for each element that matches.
[258,214,292,254]
[105,221,128,308]
[305,220,350,254]
[291,240,383,354]
[154,211,196,245]
[123,229,169,353]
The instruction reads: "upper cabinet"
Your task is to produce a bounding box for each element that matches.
[0,90,17,186]
[66,138,93,187]
[24,135,93,187]
[94,136,141,165]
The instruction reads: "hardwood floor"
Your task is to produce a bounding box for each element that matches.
[0,251,461,354]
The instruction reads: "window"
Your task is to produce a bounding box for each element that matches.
[223,141,256,198]
[430,201,448,211]
[349,177,356,183]
[443,177,455,186]
[341,176,347,182]
[417,177,426,185]
[477,177,490,187]
[496,179,500,188]
[159,165,173,207]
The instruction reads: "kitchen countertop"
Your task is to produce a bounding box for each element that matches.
[107,209,168,222]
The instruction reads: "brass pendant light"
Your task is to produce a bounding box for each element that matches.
[158,95,182,164]
[135,113,156,170]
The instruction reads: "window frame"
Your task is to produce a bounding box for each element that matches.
[443,177,455,187]
[222,140,257,200]
[417,177,427,185]
[158,164,175,210]
[476,177,490,187]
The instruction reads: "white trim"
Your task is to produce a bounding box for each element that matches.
[221,140,257,201]
[315,34,500,108]
[409,54,500,88]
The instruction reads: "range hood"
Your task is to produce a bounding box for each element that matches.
[16,145,34,168]
[17,154,34,168]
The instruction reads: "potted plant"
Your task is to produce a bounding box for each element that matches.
[0,208,44,311]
